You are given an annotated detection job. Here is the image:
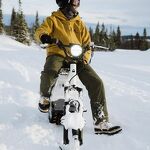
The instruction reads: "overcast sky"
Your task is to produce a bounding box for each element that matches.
[2,0,150,27]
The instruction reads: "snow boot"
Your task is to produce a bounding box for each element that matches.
[91,103,122,135]
[38,96,50,113]
[94,121,122,135]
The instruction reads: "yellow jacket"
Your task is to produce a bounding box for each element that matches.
[35,10,91,63]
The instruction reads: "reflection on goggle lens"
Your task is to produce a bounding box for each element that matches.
[70,0,80,6]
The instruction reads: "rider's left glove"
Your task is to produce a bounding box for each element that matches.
[40,34,56,44]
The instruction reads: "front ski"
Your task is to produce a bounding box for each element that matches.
[59,146,63,150]
[58,145,70,150]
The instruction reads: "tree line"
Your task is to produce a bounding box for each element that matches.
[0,0,149,50]
[90,23,149,51]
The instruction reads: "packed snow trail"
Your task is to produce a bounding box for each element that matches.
[0,35,150,150]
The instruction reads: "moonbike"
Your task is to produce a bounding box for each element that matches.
[55,63,85,150]
[43,43,89,150]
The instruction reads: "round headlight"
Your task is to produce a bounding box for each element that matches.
[70,45,82,57]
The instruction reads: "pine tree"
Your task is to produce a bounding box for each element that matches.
[116,26,122,48]
[31,11,40,40]
[109,30,117,50]
[35,11,40,30]
[89,27,93,41]
[10,8,17,36]
[0,0,4,34]
[141,28,148,50]
[134,32,140,49]
[14,0,30,45]
[100,23,108,47]
[93,22,100,45]
[130,34,134,49]
[93,23,109,47]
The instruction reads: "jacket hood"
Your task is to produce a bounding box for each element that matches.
[51,9,81,21]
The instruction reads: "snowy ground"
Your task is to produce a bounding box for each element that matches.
[0,35,150,150]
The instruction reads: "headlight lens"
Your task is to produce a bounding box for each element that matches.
[70,45,82,57]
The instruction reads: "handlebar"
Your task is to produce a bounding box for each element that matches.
[90,42,110,51]
[40,40,109,51]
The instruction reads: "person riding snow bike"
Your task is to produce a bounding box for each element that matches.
[35,0,122,135]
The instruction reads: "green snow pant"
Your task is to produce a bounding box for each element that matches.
[40,55,109,123]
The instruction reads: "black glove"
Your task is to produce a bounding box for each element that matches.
[40,34,56,44]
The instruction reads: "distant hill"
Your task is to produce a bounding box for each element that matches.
[3,14,46,27]
[3,14,150,36]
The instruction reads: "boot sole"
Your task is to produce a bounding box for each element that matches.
[95,127,122,135]
[38,106,49,113]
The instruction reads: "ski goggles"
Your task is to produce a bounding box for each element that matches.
[70,0,80,7]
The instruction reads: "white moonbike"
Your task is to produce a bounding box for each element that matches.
[41,42,121,150]
[46,42,89,150]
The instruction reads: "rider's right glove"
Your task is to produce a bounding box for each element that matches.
[40,34,56,44]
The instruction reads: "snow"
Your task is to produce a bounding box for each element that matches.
[0,35,150,150]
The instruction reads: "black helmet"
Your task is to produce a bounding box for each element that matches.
[56,0,80,8]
